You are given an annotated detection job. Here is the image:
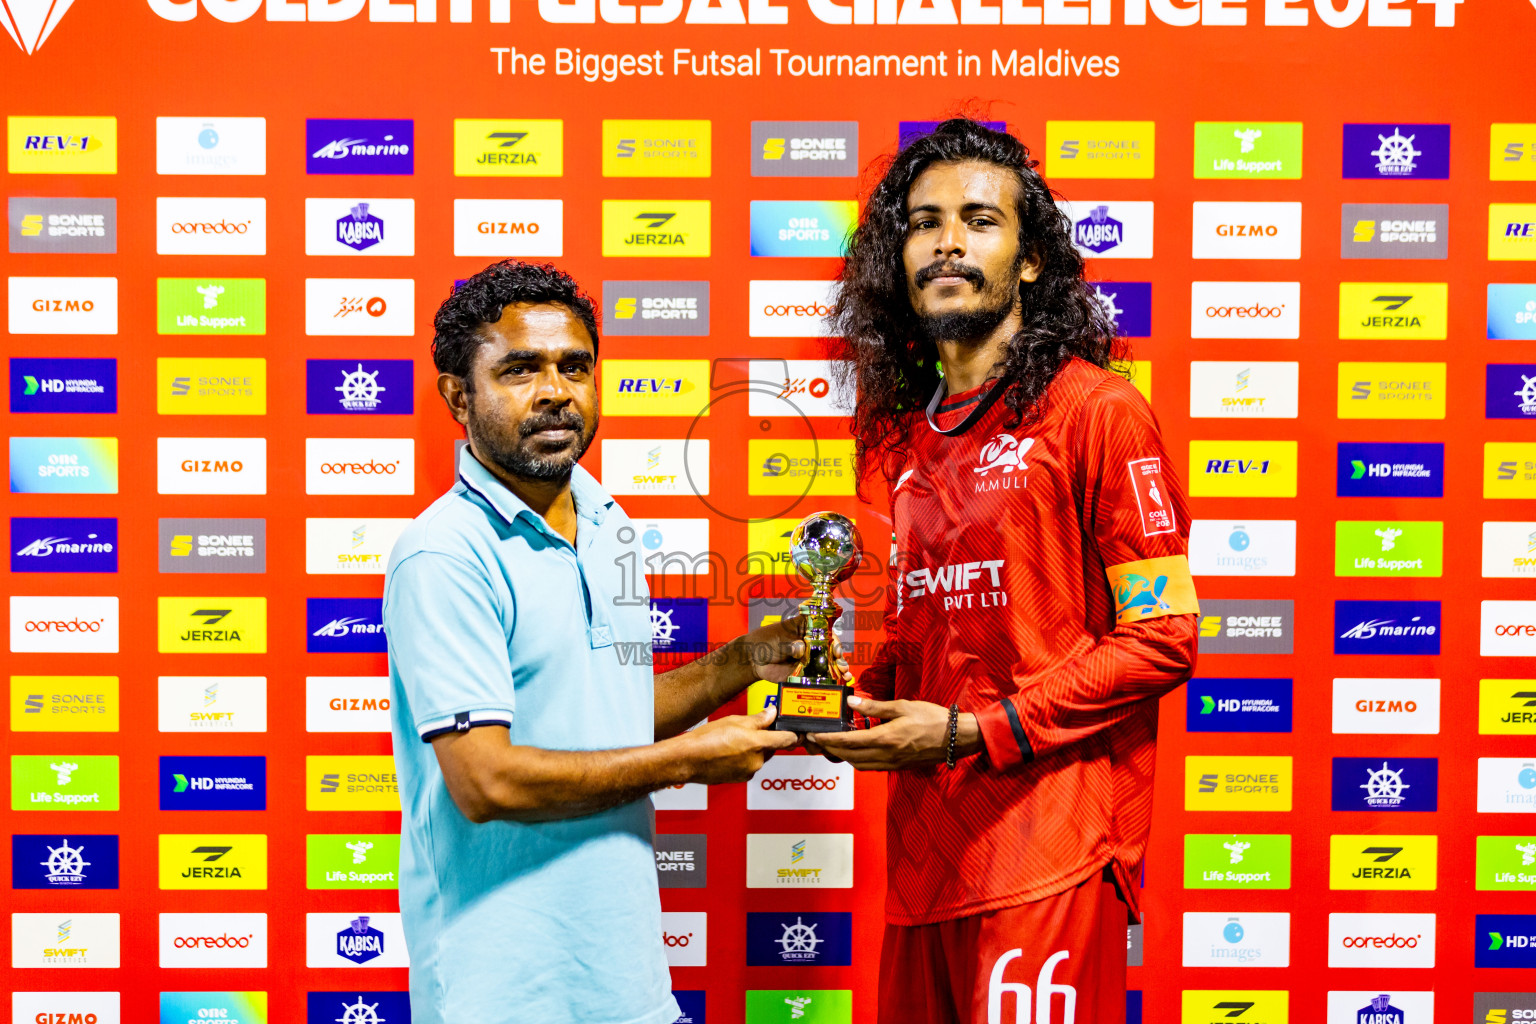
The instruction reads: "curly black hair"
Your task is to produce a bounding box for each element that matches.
[432,260,599,381]
[829,118,1126,479]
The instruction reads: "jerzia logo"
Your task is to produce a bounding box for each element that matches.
[1,0,78,55]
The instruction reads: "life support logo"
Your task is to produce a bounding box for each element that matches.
[986,949,1076,1024]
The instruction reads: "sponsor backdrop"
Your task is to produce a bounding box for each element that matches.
[1,2,1534,1023]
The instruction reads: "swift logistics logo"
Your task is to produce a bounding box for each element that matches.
[156,277,266,335]
[1337,362,1447,419]
[603,119,711,177]
[1088,281,1151,336]
[453,118,563,176]
[603,280,710,336]
[306,755,399,811]
[7,115,116,174]
[1488,364,1536,419]
[749,200,857,258]
[602,200,710,256]
[9,674,118,731]
[1338,283,1448,339]
[305,359,413,414]
[8,196,115,253]
[10,754,119,811]
[305,519,410,575]
[158,675,268,733]
[160,756,266,811]
[10,357,116,413]
[11,911,120,967]
[306,833,400,890]
[1479,678,1536,733]
[1330,758,1438,812]
[9,436,118,494]
[1045,121,1154,179]
[11,833,119,889]
[1342,123,1450,179]
[1196,599,1293,655]
[157,833,268,889]
[1332,678,1441,735]
[752,121,858,177]
[747,911,853,966]
[1336,442,1443,497]
[159,517,266,573]
[1476,835,1536,891]
[1341,203,1448,259]
[453,198,564,258]
[306,118,413,175]
[1058,198,1154,259]
[1185,756,1292,811]
[745,833,854,888]
[307,598,387,653]
[157,596,267,653]
[1334,520,1443,577]
[1188,441,1298,497]
[1477,915,1536,968]
[1334,600,1439,655]
[1489,204,1536,261]
[11,517,117,573]
[1182,833,1291,889]
[1194,122,1302,179]
[157,356,266,415]
[1186,679,1292,733]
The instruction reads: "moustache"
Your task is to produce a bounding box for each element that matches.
[519,409,587,438]
[915,261,986,289]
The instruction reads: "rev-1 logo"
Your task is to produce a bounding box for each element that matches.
[904,560,1007,611]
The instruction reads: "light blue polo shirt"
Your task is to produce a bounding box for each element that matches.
[384,452,677,1024]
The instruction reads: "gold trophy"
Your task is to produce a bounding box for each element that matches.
[772,511,862,734]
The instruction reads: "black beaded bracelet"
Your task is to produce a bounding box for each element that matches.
[945,703,960,769]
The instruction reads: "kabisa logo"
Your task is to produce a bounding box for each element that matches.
[1331,758,1438,812]
[0,0,78,54]
[1186,678,1293,734]
[306,119,413,175]
[454,118,563,176]
[308,598,387,654]
[8,196,116,254]
[1334,600,1440,655]
[11,517,117,573]
[160,755,266,811]
[306,358,413,415]
[1477,914,1536,968]
[650,598,708,653]
[1342,124,1450,180]
[602,280,710,337]
[1196,599,1293,655]
[8,116,116,174]
[336,915,385,964]
[1075,204,1124,253]
[602,200,710,257]
[1193,122,1303,180]
[1349,994,1407,1024]
[305,992,411,1024]
[336,202,384,251]
[11,833,119,889]
[1089,281,1151,336]
[1488,364,1536,420]
[747,911,853,966]
[1487,284,1536,341]
[10,357,116,413]
[1337,442,1443,498]
[752,121,858,178]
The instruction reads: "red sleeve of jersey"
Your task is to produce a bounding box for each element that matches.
[974,376,1199,770]
[854,459,904,704]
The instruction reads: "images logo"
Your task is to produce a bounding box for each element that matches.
[1336,442,1443,498]
[156,116,267,175]
[747,911,853,966]
[9,595,118,653]
[156,277,266,335]
[307,833,401,890]
[1476,914,1536,968]
[1057,199,1154,259]
[1188,441,1297,498]
[602,119,710,177]
[1342,123,1450,179]
[1190,282,1299,339]
[601,359,709,417]
[749,200,857,258]
[157,833,268,889]
[1186,679,1292,733]
[752,121,858,178]
[160,755,266,812]
[307,598,387,654]
[11,517,117,573]
[1088,281,1151,336]
[1337,362,1446,420]
[1183,834,1291,890]
[8,275,117,334]
[306,118,413,175]
[10,753,119,811]
[304,197,414,256]
[602,200,711,257]
[306,755,399,811]
[304,278,415,336]
[453,198,565,258]
[1191,202,1302,260]
[1181,912,1291,967]
[305,438,414,495]
[1478,756,1536,813]
[157,356,266,415]
[749,280,837,337]
[454,118,563,176]
[10,357,116,414]
[1045,120,1154,179]
[1489,203,1536,260]
[1331,759,1438,812]
[1196,599,1293,655]
[1189,520,1296,577]
[8,115,116,174]
[1194,122,1302,179]
[9,674,118,731]
[746,833,854,889]
[11,833,119,889]
[1338,283,1447,339]
[602,280,710,337]
[654,833,708,890]
[157,596,267,653]
[1341,203,1448,260]
[305,359,413,415]
[8,196,115,254]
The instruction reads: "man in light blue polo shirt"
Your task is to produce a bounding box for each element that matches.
[385,260,802,1024]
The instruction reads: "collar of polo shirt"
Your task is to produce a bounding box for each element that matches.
[457,447,614,543]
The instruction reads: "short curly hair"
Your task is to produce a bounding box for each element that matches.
[432,260,599,379]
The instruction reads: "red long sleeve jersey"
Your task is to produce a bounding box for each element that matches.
[859,358,1199,926]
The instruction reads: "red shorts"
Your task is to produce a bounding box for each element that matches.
[877,871,1127,1024]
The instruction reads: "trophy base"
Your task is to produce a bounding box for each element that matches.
[771,677,850,734]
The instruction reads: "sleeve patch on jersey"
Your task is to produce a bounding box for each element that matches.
[1106,554,1199,625]
[1126,457,1176,537]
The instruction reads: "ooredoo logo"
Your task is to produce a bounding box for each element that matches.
[10,595,119,653]
[159,912,267,967]
[660,912,707,967]
[156,197,266,256]
[1190,282,1301,339]
[749,280,837,337]
[1327,912,1435,967]
[306,438,414,495]
[1483,601,1536,656]
[748,754,854,810]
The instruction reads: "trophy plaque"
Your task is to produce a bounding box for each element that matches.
[772,511,862,734]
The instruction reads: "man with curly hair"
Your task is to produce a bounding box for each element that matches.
[384,260,802,1024]
[814,119,1199,1023]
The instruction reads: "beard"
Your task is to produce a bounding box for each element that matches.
[913,251,1026,344]
[468,396,598,483]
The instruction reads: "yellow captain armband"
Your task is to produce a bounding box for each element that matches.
[1105,554,1200,626]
